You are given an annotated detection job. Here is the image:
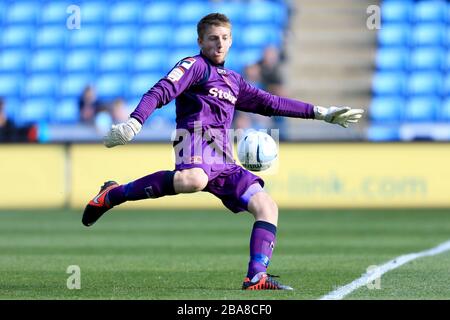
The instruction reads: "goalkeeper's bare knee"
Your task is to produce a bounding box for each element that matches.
[174,168,208,193]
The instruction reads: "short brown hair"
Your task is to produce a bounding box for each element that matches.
[197,13,231,39]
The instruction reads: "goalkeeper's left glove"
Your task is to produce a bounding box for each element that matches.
[314,106,364,128]
[104,117,142,148]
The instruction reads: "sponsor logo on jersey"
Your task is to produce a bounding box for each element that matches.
[167,67,185,82]
[208,87,237,104]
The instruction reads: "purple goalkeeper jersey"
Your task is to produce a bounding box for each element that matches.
[130,52,315,162]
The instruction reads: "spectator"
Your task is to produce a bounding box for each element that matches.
[0,98,35,142]
[78,85,99,124]
[110,98,129,124]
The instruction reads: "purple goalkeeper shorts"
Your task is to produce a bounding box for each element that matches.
[176,162,265,213]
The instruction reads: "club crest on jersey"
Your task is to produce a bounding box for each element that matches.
[217,68,226,75]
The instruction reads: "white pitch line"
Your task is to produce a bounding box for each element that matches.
[320,239,450,300]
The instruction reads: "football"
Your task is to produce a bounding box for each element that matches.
[237,131,278,172]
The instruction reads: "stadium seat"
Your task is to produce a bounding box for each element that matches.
[245,1,288,27]
[138,25,172,48]
[59,73,94,98]
[0,74,23,98]
[441,74,450,96]
[240,48,264,67]
[411,23,445,46]
[240,25,283,49]
[108,2,141,24]
[95,74,128,99]
[28,50,64,73]
[39,1,72,25]
[381,0,412,23]
[98,50,132,73]
[2,26,34,48]
[440,98,450,121]
[168,49,199,67]
[369,96,404,123]
[409,47,444,71]
[172,25,199,49]
[128,73,162,98]
[412,0,447,22]
[367,125,400,141]
[78,1,106,24]
[175,2,213,24]
[375,47,409,70]
[132,49,169,73]
[140,2,176,25]
[103,26,137,48]
[23,74,59,98]
[67,26,103,48]
[34,26,68,48]
[211,1,244,25]
[64,50,98,73]
[404,96,439,122]
[406,72,442,96]
[51,99,80,124]
[4,1,39,24]
[16,98,53,124]
[377,23,410,47]
[0,50,29,72]
[372,72,406,96]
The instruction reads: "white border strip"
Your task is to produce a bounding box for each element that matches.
[320,240,450,300]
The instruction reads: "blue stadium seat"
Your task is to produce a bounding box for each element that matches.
[16,98,53,124]
[51,99,80,124]
[245,1,288,27]
[29,50,64,73]
[141,2,176,25]
[98,50,132,73]
[128,73,162,98]
[108,2,141,24]
[440,98,450,121]
[404,96,439,122]
[409,47,444,70]
[132,49,169,73]
[172,25,198,49]
[211,1,244,25]
[0,50,29,72]
[34,26,67,48]
[175,2,212,24]
[168,50,198,67]
[138,25,172,48]
[103,26,137,48]
[64,50,98,73]
[240,25,283,49]
[78,2,106,24]
[39,1,73,25]
[406,72,442,96]
[24,75,59,98]
[381,0,412,23]
[2,26,34,48]
[67,26,103,48]
[59,74,94,98]
[372,72,406,96]
[0,74,23,98]
[412,0,447,22]
[240,48,264,67]
[5,2,39,24]
[375,47,409,70]
[367,125,400,141]
[411,23,445,46]
[377,23,410,46]
[441,74,450,96]
[95,74,128,99]
[369,96,404,123]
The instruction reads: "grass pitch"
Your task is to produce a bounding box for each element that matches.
[0,208,449,300]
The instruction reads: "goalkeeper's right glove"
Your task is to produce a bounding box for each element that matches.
[103,117,142,148]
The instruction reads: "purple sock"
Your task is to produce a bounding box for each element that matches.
[246,221,277,280]
[107,171,176,207]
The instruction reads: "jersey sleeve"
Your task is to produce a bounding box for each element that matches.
[130,57,205,124]
[235,76,316,119]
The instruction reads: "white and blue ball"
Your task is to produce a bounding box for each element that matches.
[237,131,278,172]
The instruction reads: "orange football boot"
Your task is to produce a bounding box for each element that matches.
[242,272,293,290]
[82,181,118,227]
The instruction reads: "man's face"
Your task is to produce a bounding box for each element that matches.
[198,25,232,65]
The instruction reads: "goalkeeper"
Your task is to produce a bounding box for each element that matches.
[82,13,363,290]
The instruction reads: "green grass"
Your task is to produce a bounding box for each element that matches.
[0,208,449,299]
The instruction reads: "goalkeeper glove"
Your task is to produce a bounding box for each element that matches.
[314,106,364,128]
[104,117,142,148]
